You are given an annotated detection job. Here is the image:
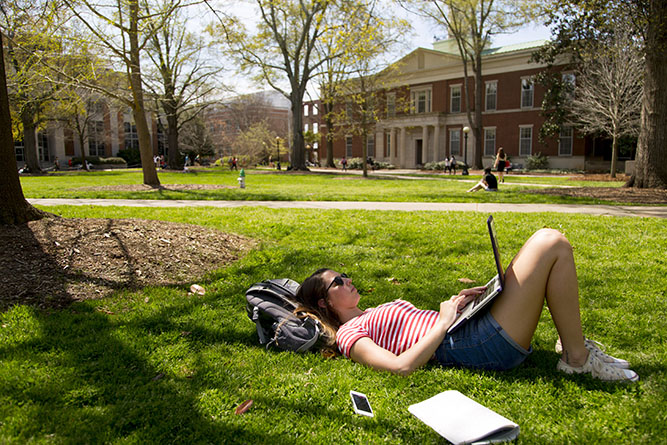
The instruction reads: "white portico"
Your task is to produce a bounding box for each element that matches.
[374,113,473,168]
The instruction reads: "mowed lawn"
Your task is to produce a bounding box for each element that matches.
[18,168,634,205]
[1,205,665,444]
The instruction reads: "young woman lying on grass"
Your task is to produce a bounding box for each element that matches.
[295,228,638,382]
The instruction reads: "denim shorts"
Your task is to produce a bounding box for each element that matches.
[435,310,531,371]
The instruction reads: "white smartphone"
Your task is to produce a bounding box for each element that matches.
[350,390,374,417]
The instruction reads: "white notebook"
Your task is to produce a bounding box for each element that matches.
[408,390,519,444]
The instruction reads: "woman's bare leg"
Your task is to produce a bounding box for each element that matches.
[490,228,588,366]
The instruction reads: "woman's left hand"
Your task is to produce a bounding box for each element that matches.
[454,286,487,311]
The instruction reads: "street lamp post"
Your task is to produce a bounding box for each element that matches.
[462,126,470,175]
[275,137,281,170]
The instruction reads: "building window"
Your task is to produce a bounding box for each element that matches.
[519,126,533,156]
[484,128,496,156]
[124,122,139,150]
[366,134,375,157]
[386,93,396,117]
[304,123,309,133]
[14,140,24,162]
[521,78,534,108]
[559,126,573,156]
[411,88,431,114]
[449,129,461,156]
[485,81,497,111]
[88,120,105,156]
[345,136,353,157]
[562,73,576,100]
[450,85,461,113]
[313,123,318,134]
[312,105,318,116]
[303,104,309,117]
[385,133,391,157]
[38,132,50,162]
[345,102,354,119]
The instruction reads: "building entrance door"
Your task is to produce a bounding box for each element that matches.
[415,139,423,166]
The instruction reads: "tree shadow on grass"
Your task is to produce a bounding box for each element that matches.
[0,222,73,311]
[0,295,289,443]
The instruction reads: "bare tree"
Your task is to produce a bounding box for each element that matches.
[60,0,184,185]
[405,0,537,169]
[144,4,222,170]
[213,0,340,170]
[327,1,409,177]
[568,27,642,178]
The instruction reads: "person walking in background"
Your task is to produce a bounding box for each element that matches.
[494,147,508,183]
[341,157,347,171]
[444,157,451,174]
[450,156,457,175]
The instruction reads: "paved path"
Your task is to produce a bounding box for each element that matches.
[29,198,667,218]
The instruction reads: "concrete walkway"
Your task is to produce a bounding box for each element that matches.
[28,198,667,218]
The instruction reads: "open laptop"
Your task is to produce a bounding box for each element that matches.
[447,215,505,333]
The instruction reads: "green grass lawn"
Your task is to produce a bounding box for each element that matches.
[2,206,666,443]
[19,168,637,205]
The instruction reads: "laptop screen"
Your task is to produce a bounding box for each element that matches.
[487,216,505,287]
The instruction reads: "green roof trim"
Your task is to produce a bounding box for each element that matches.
[481,39,550,55]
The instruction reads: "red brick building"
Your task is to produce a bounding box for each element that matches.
[310,39,594,170]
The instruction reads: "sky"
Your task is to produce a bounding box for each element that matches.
[215,4,553,98]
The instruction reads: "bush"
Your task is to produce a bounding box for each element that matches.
[117,147,141,166]
[99,157,127,165]
[345,157,365,169]
[373,161,395,170]
[423,161,448,171]
[71,156,100,165]
[526,152,549,170]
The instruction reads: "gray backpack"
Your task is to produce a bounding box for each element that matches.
[245,278,322,352]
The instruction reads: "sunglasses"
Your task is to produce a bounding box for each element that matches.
[325,273,349,293]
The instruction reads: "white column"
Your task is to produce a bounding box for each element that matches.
[422,125,429,164]
[400,127,407,168]
[376,131,384,161]
[433,125,441,161]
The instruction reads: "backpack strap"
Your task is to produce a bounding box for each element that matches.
[250,306,267,345]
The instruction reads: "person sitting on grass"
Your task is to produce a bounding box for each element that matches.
[467,167,498,192]
[294,228,638,382]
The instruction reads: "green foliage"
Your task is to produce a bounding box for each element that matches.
[526,152,549,170]
[423,161,448,171]
[1,207,665,443]
[117,147,142,166]
[70,156,127,165]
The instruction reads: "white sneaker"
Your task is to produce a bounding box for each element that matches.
[555,337,630,369]
[557,351,638,382]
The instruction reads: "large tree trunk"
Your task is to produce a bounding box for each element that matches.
[21,112,41,173]
[165,101,180,169]
[631,0,667,189]
[129,0,160,186]
[290,89,306,170]
[324,102,336,168]
[0,33,45,225]
[610,131,618,178]
[473,53,484,169]
[166,114,179,169]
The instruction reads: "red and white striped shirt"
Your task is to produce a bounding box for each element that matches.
[336,299,439,358]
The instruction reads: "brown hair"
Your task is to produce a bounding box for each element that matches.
[294,268,343,355]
